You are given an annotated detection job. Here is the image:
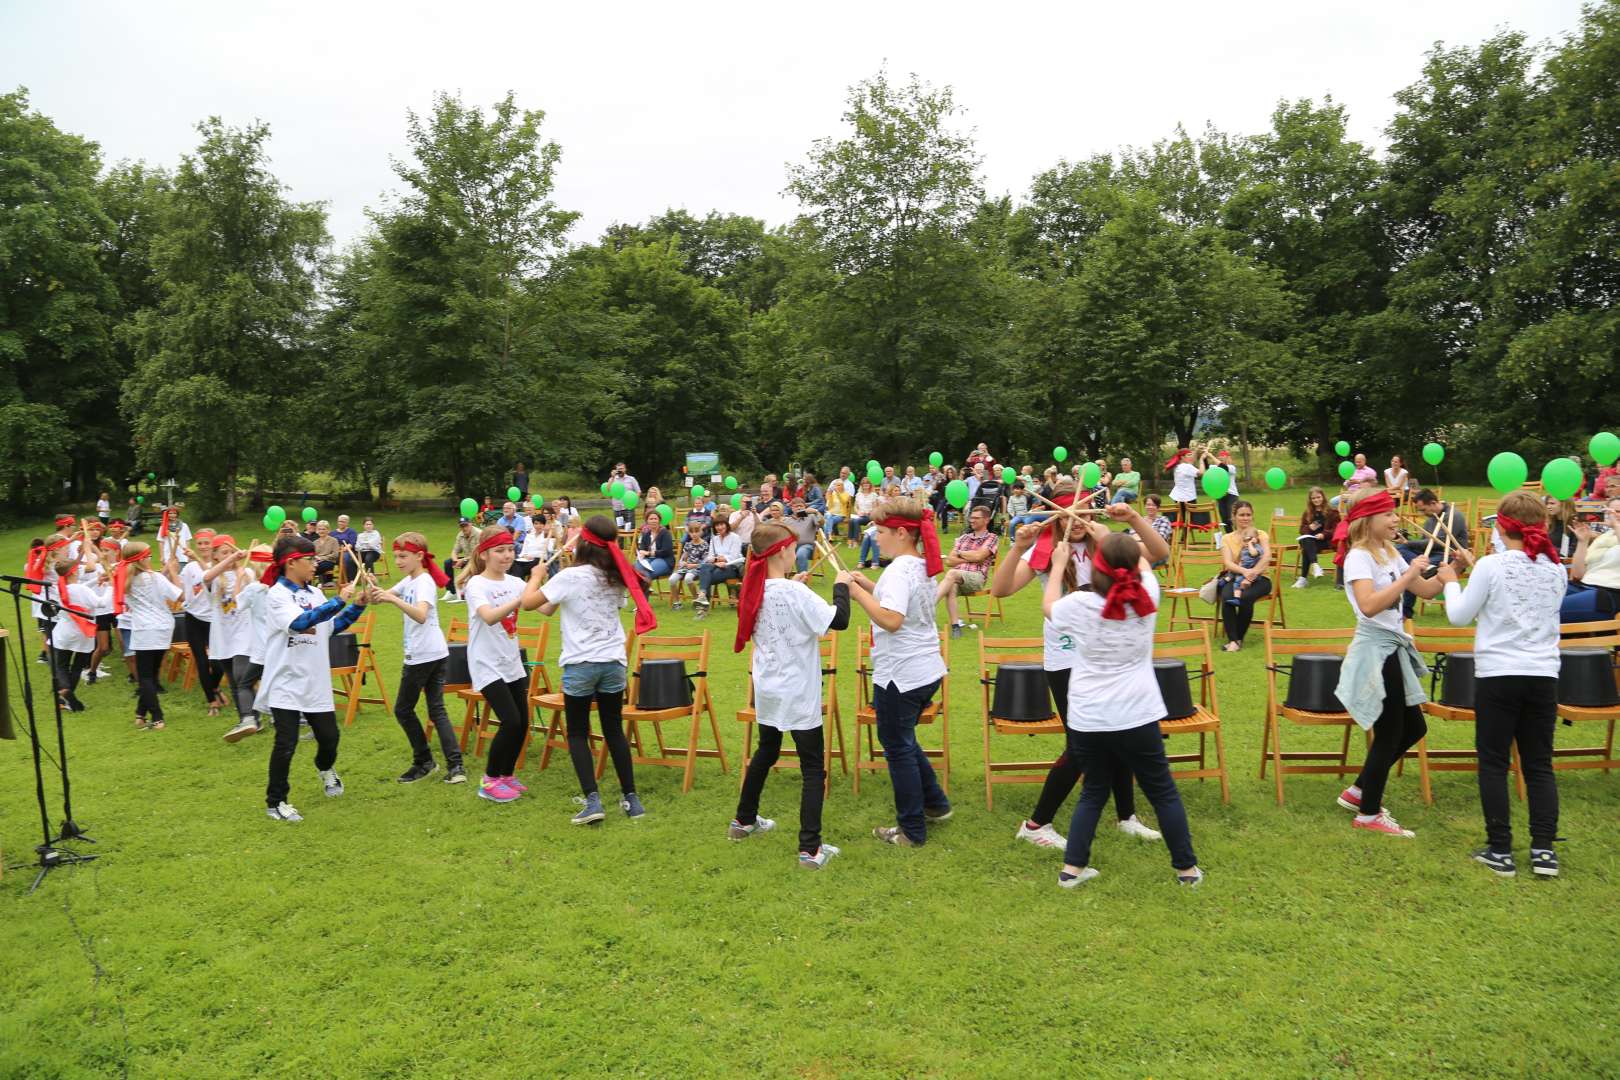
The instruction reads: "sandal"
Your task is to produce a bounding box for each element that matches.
[149,719,165,731]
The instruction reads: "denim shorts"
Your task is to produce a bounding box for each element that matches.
[562,661,627,697]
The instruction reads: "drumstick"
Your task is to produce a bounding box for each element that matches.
[815,531,847,573]
[1025,489,1102,519]
[1422,500,1446,560]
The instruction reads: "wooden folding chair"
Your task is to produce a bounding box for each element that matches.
[852,629,950,795]
[978,636,1060,810]
[456,623,549,771]
[1154,628,1230,802]
[1258,554,1289,629]
[1173,500,1219,550]
[1408,622,1525,805]
[621,631,729,792]
[963,588,1004,625]
[333,607,391,727]
[1551,619,1620,775]
[1260,626,1368,804]
[735,632,847,795]
[1162,549,1223,634]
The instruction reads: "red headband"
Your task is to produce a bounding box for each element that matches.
[476,529,515,555]
[394,540,450,587]
[112,549,154,614]
[260,548,314,586]
[54,515,74,528]
[247,549,273,563]
[1495,513,1558,564]
[733,535,797,653]
[1091,547,1157,620]
[210,534,235,549]
[578,529,658,635]
[1333,490,1398,566]
[1027,493,1077,574]
[876,510,943,576]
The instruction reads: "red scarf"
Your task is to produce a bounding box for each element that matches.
[578,528,658,635]
[877,510,943,576]
[1164,449,1188,471]
[1027,493,1077,573]
[25,538,70,596]
[1092,547,1156,620]
[394,540,450,587]
[1495,513,1558,564]
[733,535,796,653]
[261,549,314,586]
[48,577,98,639]
[1334,490,1396,566]
[111,552,151,614]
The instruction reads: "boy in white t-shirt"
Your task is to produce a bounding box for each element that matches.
[728,523,850,868]
[50,557,109,712]
[220,545,274,742]
[370,532,465,784]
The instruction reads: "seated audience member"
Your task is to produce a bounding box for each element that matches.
[824,475,854,538]
[355,518,383,575]
[1143,494,1174,548]
[936,505,999,638]
[1384,455,1409,494]
[694,516,746,615]
[730,495,761,545]
[313,520,340,585]
[1545,496,1577,558]
[669,518,710,609]
[1395,489,1469,616]
[1216,500,1271,651]
[444,517,477,599]
[1292,487,1339,588]
[1005,482,1032,524]
[1564,500,1620,621]
[1110,457,1141,504]
[783,497,823,572]
[634,509,674,584]
[802,472,826,511]
[849,479,878,543]
[1331,452,1378,508]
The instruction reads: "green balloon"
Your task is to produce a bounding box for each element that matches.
[506,486,521,502]
[1001,466,1016,485]
[1053,446,1068,463]
[265,504,286,525]
[262,513,277,531]
[531,494,543,510]
[724,475,738,490]
[1201,466,1230,499]
[692,486,706,499]
[730,493,743,509]
[600,482,609,496]
[610,481,626,499]
[1589,431,1620,467]
[623,491,640,510]
[1338,460,1354,480]
[866,459,880,473]
[135,495,144,505]
[653,503,671,525]
[146,472,156,481]
[944,479,970,509]
[1334,440,1351,458]
[866,465,884,486]
[302,506,318,523]
[1487,451,1528,493]
[1081,462,1100,488]
[1541,458,1583,500]
[1422,442,1445,467]
[459,498,478,519]
[1264,467,1287,491]
[929,451,944,469]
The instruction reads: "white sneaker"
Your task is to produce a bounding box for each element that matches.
[1015,821,1066,848]
[266,802,303,822]
[223,718,258,743]
[799,844,840,869]
[728,816,776,840]
[1117,815,1162,842]
[1292,577,1308,589]
[1310,563,1323,578]
[443,596,465,604]
[1058,867,1100,888]
[96,665,112,677]
[319,769,344,797]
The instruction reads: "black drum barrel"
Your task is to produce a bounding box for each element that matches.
[1153,658,1197,720]
[1285,654,1346,712]
[638,657,693,709]
[991,662,1055,722]
[1558,648,1620,707]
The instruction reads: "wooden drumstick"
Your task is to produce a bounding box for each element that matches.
[1422,501,1447,560]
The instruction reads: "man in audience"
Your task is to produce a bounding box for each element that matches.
[936,505,999,638]
[729,494,760,545]
[1397,489,1469,616]
[610,462,640,529]
[444,517,477,600]
[496,500,530,539]
[782,496,824,572]
[832,465,856,498]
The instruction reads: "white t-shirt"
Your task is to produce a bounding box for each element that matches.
[1342,546,1409,634]
[51,581,107,653]
[96,498,110,516]
[1048,569,1164,732]
[462,573,527,689]
[81,563,114,616]
[751,578,836,730]
[871,554,945,692]
[1023,544,1089,670]
[255,581,340,713]
[1442,551,1567,679]
[391,573,449,666]
[237,581,271,665]
[540,566,626,667]
[209,569,250,660]
[1170,462,1199,503]
[356,529,383,553]
[126,571,181,651]
[180,561,213,620]
[1384,467,1408,491]
[518,528,553,562]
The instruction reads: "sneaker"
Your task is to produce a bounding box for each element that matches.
[571,792,605,824]
[266,802,303,822]
[1352,811,1414,838]
[924,804,953,822]
[621,792,646,819]
[442,595,465,604]
[299,726,314,742]
[1335,787,1385,814]
[96,665,112,677]
[478,776,520,804]
[444,765,468,785]
[319,769,344,797]
[1016,821,1066,848]
[729,816,776,840]
[81,669,97,684]
[873,825,918,847]
[950,621,965,639]
[504,776,529,794]
[1117,815,1162,842]
[1292,577,1308,589]
[222,718,258,744]
[1058,867,1100,888]
[693,608,708,621]
[1177,866,1205,888]
[1472,848,1517,877]
[1529,848,1559,878]
[1310,563,1323,578]
[398,761,437,784]
[65,694,88,712]
[799,844,840,869]
[671,600,683,610]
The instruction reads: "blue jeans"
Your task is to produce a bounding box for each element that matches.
[637,557,672,581]
[1110,489,1137,504]
[874,679,948,843]
[795,543,815,573]
[824,514,847,538]
[859,533,879,565]
[697,562,742,598]
[1007,512,1050,529]
[848,515,870,541]
[562,661,627,697]
[1062,722,1197,871]
[1561,582,1616,623]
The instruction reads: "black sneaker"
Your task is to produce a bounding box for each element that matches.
[1472,848,1516,878]
[444,765,468,785]
[398,761,437,784]
[924,804,953,822]
[1529,848,1559,878]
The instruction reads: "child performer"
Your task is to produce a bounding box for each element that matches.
[1045,532,1203,887]
[1437,492,1568,877]
[840,495,951,847]
[50,556,109,712]
[201,536,256,740]
[112,541,183,730]
[221,544,274,742]
[729,522,850,868]
[371,532,466,784]
[533,515,655,823]
[1332,488,1444,837]
[179,531,228,715]
[86,537,122,683]
[256,535,368,822]
[26,531,72,664]
[460,529,547,804]
[990,487,1170,848]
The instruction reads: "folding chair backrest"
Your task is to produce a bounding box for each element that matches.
[1264,625,1355,661]
[447,617,469,644]
[1173,549,1224,588]
[1409,624,1475,657]
[857,627,945,706]
[1558,618,1620,649]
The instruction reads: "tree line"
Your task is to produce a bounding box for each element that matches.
[2,4,1615,515]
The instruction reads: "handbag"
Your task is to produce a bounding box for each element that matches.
[1198,575,1221,605]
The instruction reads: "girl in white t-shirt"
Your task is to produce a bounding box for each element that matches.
[179,533,228,715]
[50,556,109,712]
[1437,491,1569,878]
[461,528,547,805]
[728,523,850,868]
[256,535,369,823]
[1333,489,1444,838]
[371,532,465,785]
[112,541,183,730]
[1044,532,1202,888]
[220,545,274,743]
[200,535,253,735]
[842,496,950,847]
[534,515,654,824]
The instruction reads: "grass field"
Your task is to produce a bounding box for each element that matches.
[2,486,1618,1079]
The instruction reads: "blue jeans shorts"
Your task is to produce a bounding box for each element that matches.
[562,661,628,697]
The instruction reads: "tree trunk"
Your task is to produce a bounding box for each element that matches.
[1239,419,1253,485]
[375,474,390,506]
[252,474,265,512]
[225,459,238,516]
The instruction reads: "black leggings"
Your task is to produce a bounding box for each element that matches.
[736,725,825,853]
[183,613,223,703]
[1028,667,1136,825]
[1298,536,1325,572]
[53,649,89,697]
[136,649,166,721]
[564,689,634,797]
[480,677,531,778]
[1352,652,1428,813]
[1218,574,1272,644]
[266,708,339,807]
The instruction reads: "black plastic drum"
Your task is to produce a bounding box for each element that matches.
[637,657,693,709]
[991,662,1055,721]
[328,632,360,669]
[445,643,471,686]
[1285,654,1346,712]
[1437,651,1477,709]
[1558,648,1620,707]
[1153,658,1197,720]
[173,613,187,642]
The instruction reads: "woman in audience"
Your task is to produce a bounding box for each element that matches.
[694,516,745,615]
[850,477,878,544]
[634,508,674,586]
[929,465,958,528]
[1293,487,1339,588]
[1384,455,1409,495]
[1216,500,1271,651]
[825,474,854,539]
[1563,499,1620,621]
[1544,497,1577,558]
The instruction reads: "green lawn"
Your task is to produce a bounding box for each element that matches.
[2,487,1617,1078]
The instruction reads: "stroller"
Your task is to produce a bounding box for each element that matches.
[968,480,1006,533]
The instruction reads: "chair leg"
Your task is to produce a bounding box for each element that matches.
[1214,725,1230,804]
[1512,739,1527,801]
[458,698,478,753]
[706,693,728,773]
[1416,737,1433,806]
[682,708,700,793]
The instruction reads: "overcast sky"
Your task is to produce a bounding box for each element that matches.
[4,1,1589,251]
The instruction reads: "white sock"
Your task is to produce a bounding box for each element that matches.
[1348,785,1362,797]
[1355,813,1377,823]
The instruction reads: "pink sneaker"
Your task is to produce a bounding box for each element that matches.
[477,776,520,803]
[1352,811,1414,838]
[504,776,529,794]
[1337,787,1387,814]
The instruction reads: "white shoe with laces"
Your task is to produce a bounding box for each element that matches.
[1117,815,1162,842]
[266,802,302,822]
[1015,821,1066,848]
[1310,563,1323,578]
[319,769,344,797]
[1292,577,1308,589]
